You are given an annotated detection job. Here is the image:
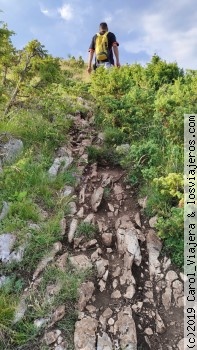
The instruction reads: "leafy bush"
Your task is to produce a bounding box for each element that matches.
[90,67,155,139]
[87,145,120,165]
[156,207,184,268]
[154,75,197,144]
[145,54,184,90]
[153,173,183,204]
[145,172,183,216]
[104,127,127,145]
[120,140,162,185]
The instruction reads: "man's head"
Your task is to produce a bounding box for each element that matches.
[99,22,108,34]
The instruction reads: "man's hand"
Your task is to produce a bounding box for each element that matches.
[87,66,92,74]
[115,61,121,67]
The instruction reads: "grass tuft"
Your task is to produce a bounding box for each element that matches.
[75,222,97,239]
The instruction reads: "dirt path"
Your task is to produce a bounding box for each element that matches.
[66,115,184,350]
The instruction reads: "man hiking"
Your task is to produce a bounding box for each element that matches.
[87,22,120,73]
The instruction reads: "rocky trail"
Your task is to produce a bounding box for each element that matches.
[0,113,184,350]
[67,116,184,350]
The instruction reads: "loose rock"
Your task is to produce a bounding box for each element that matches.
[68,218,78,243]
[91,187,104,212]
[74,317,98,350]
[97,332,113,350]
[114,306,137,350]
[102,233,113,247]
[155,311,166,334]
[69,254,92,271]
[146,229,162,280]
[78,282,95,311]
[44,330,61,345]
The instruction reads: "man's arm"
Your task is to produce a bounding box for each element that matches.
[87,36,95,74]
[108,32,120,67]
[87,49,94,73]
[112,45,120,67]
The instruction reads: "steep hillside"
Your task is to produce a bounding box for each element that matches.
[0,27,195,349]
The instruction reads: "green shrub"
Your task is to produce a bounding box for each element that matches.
[154,75,197,144]
[121,140,162,185]
[9,198,40,222]
[153,173,183,205]
[156,207,184,268]
[87,145,120,165]
[104,127,127,145]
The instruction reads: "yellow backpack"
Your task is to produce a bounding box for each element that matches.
[95,32,109,61]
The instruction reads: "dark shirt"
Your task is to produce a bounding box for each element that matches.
[89,32,119,65]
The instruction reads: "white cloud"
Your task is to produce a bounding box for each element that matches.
[39,3,58,18]
[41,9,48,15]
[141,10,197,69]
[120,0,197,69]
[40,7,54,17]
[39,2,88,24]
[58,3,73,21]
[103,14,113,24]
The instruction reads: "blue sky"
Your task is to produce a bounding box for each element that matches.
[0,0,197,69]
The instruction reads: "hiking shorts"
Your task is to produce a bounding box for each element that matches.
[96,62,112,69]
